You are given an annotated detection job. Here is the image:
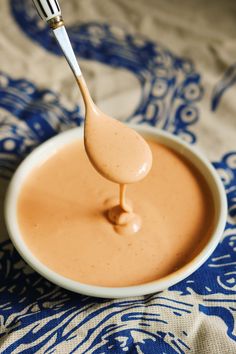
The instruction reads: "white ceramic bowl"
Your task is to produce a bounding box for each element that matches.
[4,125,227,298]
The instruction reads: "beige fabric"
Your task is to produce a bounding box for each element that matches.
[1,1,235,154]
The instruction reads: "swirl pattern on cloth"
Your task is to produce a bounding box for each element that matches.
[11,0,203,142]
[0,69,235,354]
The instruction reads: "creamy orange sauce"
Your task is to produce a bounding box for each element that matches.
[77,76,152,234]
[78,76,152,185]
[17,140,214,287]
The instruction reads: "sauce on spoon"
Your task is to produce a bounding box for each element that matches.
[77,76,152,235]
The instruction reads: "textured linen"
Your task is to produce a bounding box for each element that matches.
[0,0,236,353]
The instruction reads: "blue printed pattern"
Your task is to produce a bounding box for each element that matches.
[0,0,235,352]
[11,0,203,143]
[212,63,236,111]
[0,246,191,353]
[0,151,236,352]
[170,152,236,342]
[0,72,83,179]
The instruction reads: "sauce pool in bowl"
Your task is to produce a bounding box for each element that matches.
[4,125,227,297]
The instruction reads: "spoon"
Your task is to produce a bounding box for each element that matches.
[32,0,152,214]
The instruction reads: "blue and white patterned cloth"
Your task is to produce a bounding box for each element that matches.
[0,0,236,352]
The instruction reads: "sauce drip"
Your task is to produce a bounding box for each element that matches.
[107,185,142,235]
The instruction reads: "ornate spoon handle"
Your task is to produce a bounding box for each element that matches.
[32,0,82,77]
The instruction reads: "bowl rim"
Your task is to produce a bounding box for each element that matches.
[4,124,228,298]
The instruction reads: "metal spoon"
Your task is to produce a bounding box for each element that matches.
[32,0,152,189]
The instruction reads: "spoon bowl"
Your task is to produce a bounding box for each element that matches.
[84,105,153,184]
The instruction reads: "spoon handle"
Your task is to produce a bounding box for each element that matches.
[32,0,82,77]
[32,0,61,22]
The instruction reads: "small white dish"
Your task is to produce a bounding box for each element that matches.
[4,125,227,298]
